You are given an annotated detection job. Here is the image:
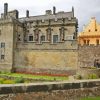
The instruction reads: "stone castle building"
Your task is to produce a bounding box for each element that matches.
[78,17,100,46]
[0,3,78,73]
[78,17,100,68]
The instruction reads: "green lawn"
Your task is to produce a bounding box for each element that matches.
[0,72,68,81]
[80,97,100,100]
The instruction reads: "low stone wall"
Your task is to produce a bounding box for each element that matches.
[0,80,100,100]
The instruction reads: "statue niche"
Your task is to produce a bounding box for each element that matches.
[59,27,65,41]
[34,29,40,42]
[46,28,52,41]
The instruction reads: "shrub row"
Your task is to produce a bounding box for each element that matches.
[0,77,25,84]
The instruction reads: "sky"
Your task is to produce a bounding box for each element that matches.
[0,0,100,32]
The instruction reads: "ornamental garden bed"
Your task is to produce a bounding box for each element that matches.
[0,72,68,84]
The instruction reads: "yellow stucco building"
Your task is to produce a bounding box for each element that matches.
[78,17,100,45]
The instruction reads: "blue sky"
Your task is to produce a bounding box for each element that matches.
[0,0,100,32]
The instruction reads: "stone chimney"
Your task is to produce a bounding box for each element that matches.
[72,6,74,17]
[53,6,56,15]
[4,3,8,17]
[26,10,29,18]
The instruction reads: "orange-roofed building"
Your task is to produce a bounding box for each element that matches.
[78,17,100,46]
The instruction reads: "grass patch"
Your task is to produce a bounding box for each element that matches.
[0,72,68,83]
[80,97,100,100]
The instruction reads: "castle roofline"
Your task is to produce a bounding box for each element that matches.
[19,11,74,23]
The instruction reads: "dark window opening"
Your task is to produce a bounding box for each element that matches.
[89,30,91,32]
[87,40,90,45]
[41,35,45,41]
[1,55,4,60]
[1,43,5,48]
[96,39,99,45]
[95,29,97,31]
[83,40,86,45]
[18,34,21,41]
[53,35,58,43]
[29,36,33,41]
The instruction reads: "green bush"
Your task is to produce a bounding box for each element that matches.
[76,74,82,80]
[0,78,5,84]
[3,80,15,84]
[14,77,24,83]
[88,74,98,79]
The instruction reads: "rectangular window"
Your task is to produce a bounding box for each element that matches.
[41,35,45,41]
[96,39,99,45]
[53,35,58,43]
[87,40,90,45]
[29,36,33,41]
[1,43,5,48]
[1,55,4,60]
[83,40,86,45]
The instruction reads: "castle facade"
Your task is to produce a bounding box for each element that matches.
[0,3,78,73]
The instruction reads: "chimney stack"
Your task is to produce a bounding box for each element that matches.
[72,6,74,17]
[53,6,56,15]
[4,3,8,17]
[26,10,29,18]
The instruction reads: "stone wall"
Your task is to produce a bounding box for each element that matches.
[0,18,14,72]
[0,80,100,100]
[13,40,78,74]
[14,49,78,74]
[78,45,100,68]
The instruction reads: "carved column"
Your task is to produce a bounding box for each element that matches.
[46,28,51,41]
[34,29,39,42]
[59,27,65,41]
